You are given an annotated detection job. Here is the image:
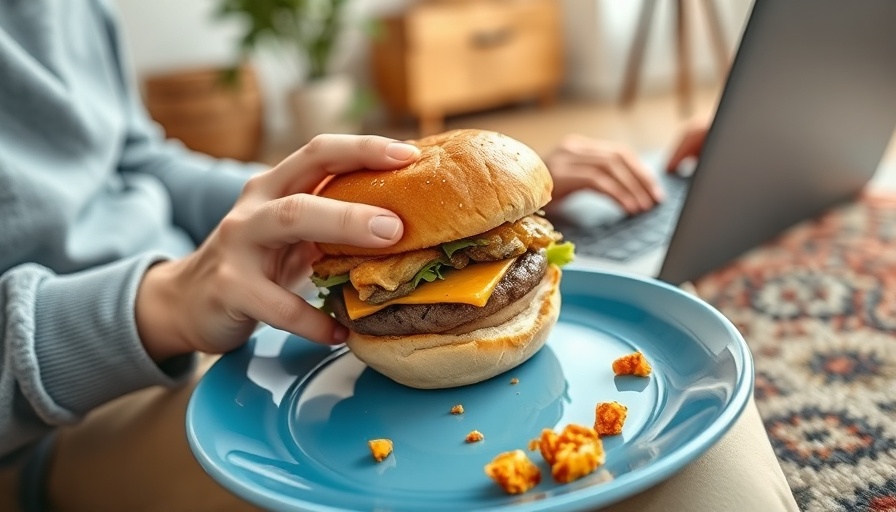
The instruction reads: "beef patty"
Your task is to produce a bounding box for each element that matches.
[327,250,548,336]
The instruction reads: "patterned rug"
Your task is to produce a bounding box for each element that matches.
[693,192,896,512]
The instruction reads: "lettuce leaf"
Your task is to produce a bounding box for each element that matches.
[441,238,489,258]
[546,241,576,267]
[412,259,446,287]
[311,273,350,288]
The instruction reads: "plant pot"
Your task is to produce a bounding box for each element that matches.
[290,73,360,146]
[144,66,264,162]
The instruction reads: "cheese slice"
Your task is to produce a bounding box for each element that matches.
[343,258,517,320]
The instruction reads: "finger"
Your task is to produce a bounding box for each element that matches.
[562,149,654,212]
[275,242,321,290]
[552,144,662,211]
[587,173,641,215]
[566,170,640,214]
[260,134,421,195]
[248,194,404,248]
[240,279,348,345]
[616,149,666,203]
[667,126,708,173]
[603,159,657,212]
[666,135,698,173]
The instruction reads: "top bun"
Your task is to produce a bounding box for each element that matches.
[316,129,553,257]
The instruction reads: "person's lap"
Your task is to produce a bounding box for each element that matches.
[0,355,798,512]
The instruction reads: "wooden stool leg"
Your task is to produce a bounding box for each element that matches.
[537,88,558,108]
[384,108,404,130]
[418,111,443,137]
[675,0,693,116]
[619,0,658,108]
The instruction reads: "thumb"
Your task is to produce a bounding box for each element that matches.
[667,136,700,173]
[667,123,709,173]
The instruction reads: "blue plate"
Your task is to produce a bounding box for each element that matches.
[187,269,753,511]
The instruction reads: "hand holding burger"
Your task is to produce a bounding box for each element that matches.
[312,129,574,389]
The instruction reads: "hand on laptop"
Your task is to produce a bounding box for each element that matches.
[544,134,665,215]
[667,119,710,174]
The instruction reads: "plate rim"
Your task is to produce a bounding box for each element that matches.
[187,268,754,512]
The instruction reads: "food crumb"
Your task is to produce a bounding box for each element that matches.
[594,401,628,436]
[510,378,520,385]
[465,430,485,443]
[368,438,393,462]
[532,424,605,484]
[450,404,464,415]
[612,351,652,377]
[484,450,541,494]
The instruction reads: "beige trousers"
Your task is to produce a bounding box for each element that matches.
[0,356,798,512]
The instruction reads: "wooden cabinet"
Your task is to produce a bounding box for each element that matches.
[372,0,564,135]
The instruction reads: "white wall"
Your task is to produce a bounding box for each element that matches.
[561,0,753,99]
[113,0,402,139]
[113,0,753,138]
[113,0,238,73]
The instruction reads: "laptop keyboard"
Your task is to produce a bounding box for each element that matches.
[558,176,690,262]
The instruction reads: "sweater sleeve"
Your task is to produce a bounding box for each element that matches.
[97,0,263,244]
[0,256,195,457]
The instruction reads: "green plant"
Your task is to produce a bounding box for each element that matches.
[215,0,348,81]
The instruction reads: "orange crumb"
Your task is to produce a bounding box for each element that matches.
[450,404,464,415]
[368,438,393,462]
[594,401,628,436]
[612,351,652,377]
[484,450,541,494]
[527,438,539,451]
[510,378,520,385]
[466,430,485,443]
[532,424,605,484]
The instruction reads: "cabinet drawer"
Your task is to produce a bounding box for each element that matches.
[370,0,564,134]
[407,0,555,52]
[406,0,561,112]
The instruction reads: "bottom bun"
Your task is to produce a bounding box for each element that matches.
[345,265,562,389]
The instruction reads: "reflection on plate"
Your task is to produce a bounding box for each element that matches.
[187,269,753,511]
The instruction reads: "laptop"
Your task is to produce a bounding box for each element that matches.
[550,0,896,285]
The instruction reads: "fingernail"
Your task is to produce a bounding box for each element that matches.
[333,325,349,344]
[385,142,419,161]
[653,186,666,202]
[370,215,402,240]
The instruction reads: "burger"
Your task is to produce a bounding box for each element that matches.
[311,129,574,389]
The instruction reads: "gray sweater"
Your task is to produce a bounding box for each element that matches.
[0,0,256,458]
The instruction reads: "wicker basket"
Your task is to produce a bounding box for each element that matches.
[144,65,264,162]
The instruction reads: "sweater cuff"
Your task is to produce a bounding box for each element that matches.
[33,254,196,417]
